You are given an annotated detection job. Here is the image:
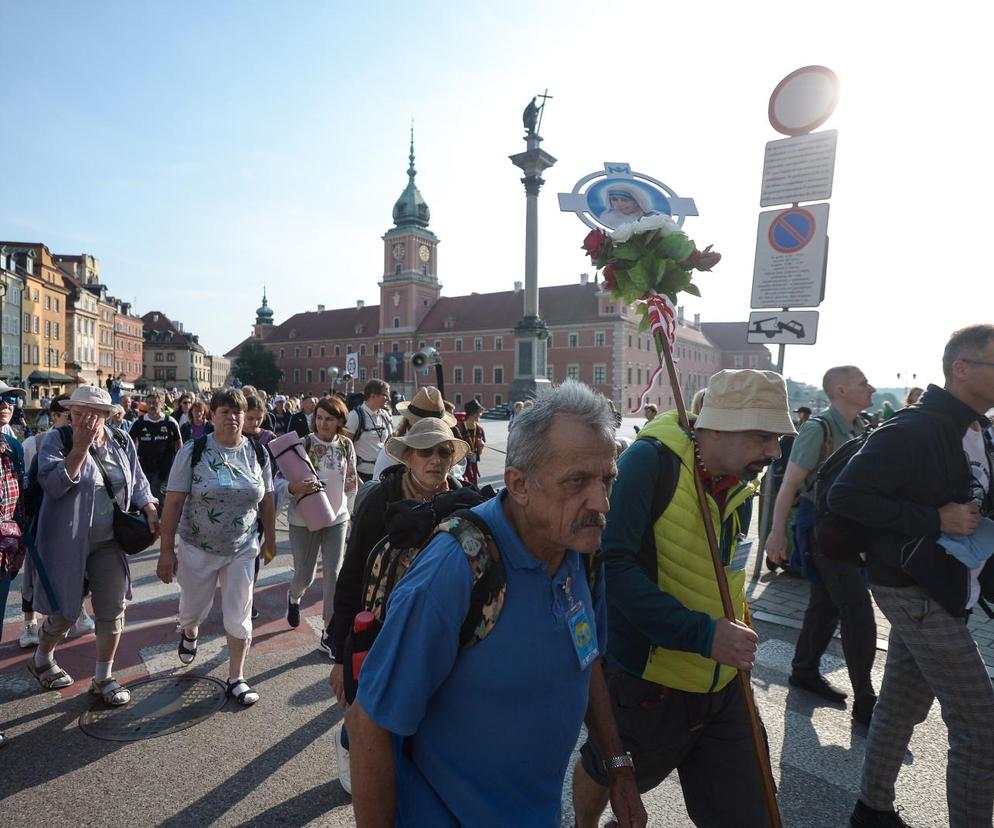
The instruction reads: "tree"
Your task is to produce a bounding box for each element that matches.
[231,340,281,394]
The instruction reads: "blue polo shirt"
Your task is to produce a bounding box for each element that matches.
[356,491,607,827]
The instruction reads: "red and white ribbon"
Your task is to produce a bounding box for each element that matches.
[630,292,678,414]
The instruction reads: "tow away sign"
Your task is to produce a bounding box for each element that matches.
[747,310,819,345]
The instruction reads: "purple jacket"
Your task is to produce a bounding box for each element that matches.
[32,426,155,619]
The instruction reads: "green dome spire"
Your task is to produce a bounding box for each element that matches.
[255,287,274,326]
[392,126,430,228]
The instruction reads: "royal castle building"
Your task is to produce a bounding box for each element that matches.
[228,143,770,411]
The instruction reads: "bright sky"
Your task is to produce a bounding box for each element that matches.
[4,1,988,389]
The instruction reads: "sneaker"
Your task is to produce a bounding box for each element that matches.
[334,725,352,795]
[317,630,333,658]
[18,620,39,649]
[789,671,848,703]
[68,608,95,639]
[287,593,300,628]
[850,799,911,827]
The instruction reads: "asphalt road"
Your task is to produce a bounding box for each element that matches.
[0,417,958,826]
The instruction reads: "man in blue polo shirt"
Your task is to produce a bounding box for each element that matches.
[346,381,645,827]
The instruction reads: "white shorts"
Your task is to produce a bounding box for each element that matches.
[176,540,256,640]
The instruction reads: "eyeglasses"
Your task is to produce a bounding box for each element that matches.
[414,445,455,460]
[961,358,994,369]
[0,395,19,405]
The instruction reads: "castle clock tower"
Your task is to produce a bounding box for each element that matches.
[380,131,441,335]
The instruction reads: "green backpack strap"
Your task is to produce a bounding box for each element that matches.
[435,509,506,649]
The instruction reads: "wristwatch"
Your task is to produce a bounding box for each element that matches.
[604,752,635,771]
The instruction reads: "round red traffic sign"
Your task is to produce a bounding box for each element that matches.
[768,207,815,253]
[769,66,840,136]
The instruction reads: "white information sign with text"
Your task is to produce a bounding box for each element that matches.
[760,130,837,207]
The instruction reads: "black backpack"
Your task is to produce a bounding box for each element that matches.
[190,433,268,474]
[24,425,130,530]
[342,486,602,704]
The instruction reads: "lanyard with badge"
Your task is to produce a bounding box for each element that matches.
[216,454,235,488]
[561,574,599,669]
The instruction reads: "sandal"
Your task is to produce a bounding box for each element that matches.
[88,678,131,707]
[27,659,74,690]
[178,632,198,665]
[226,678,259,707]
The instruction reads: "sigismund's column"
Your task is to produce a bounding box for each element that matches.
[508,96,556,402]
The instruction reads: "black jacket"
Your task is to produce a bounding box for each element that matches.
[828,384,989,601]
[179,421,213,443]
[288,411,310,439]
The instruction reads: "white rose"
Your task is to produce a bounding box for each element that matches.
[609,213,680,242]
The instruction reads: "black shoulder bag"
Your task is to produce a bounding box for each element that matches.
[90,442,155,556]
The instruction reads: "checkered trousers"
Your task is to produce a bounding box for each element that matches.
[863,584,994,828]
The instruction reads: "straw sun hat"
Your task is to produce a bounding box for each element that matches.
[385,417,469,465]
[396,386,457,427]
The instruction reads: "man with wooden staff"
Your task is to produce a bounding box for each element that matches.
[573,369,794,828]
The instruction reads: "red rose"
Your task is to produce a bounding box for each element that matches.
[602,265,618,292]
[582,229,607,261]
[681,244,721,272]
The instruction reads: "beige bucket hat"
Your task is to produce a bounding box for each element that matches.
[385,417,469,465]
[694,370,796,435]
[396,386,457,427]
[63,384,117,413]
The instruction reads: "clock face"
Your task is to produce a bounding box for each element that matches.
[392,243,405,261]
[418,244,431,263]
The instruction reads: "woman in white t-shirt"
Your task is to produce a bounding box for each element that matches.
[277,396,357,656]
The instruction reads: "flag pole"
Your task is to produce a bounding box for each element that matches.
[659,335,782,828]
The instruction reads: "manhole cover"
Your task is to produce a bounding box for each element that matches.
[79,675,227,742]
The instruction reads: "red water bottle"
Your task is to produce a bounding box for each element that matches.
[351,611,381,680]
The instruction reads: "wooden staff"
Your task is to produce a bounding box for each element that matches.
[659,336,782,828]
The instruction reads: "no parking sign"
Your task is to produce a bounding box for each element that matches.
[751,203,829,309]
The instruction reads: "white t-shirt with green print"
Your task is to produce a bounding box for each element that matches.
[166,435,274,556]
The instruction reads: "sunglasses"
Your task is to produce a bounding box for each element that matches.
[0,395,19,405]
[414,444,455,460]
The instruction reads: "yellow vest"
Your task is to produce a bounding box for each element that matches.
[636,412,758,693]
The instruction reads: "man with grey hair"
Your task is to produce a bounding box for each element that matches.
[573,369,795,828]
[346,381,646,827]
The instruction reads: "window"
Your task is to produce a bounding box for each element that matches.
[474,337,483,352]
[167,352,176,362]
[306,346,312,358]
[453,366,463,384]
[293,368,301,382]
[454,338,463,352]
[279,348,285,359]
[359,367,367,381]
[294,347,300,358]
[306,368,313,383]
[594,331,606,348]
[749,354,759,368]
[319,369,326,383]
[593,365,607,385]
[54,298,60,312]
[22,312,29,330]
[392,342,400,353]
[54,322,60,340]
[493,366,503,385]
[360,344,366,356]
[434,340,441,350]
[320,345,326,357]
[495,336,503,351]
[637,367,642,384]
[372,368,379,378]
[547,333,553,348]
[166,368,176,380]
[734,355,744,368]
[347,344,353,353]
[33,316,39,334]
[567,365,580,380]
[334,345,341,356]
[628,335,632,348]
[495,394,503,407]
[374,343,381,355]
[627,367,632,384]
[568,332,579,348]
[32,345,39,364]
[155,352,164,362]
[473,367,483,385]
[22,344,29,364]
[419,341,425,349]
[454,393,463,406]
[45,296,51,311]
[393,317,400,328]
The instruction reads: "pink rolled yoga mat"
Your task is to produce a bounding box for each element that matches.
[267,432,335,531]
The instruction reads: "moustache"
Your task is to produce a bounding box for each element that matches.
[571,513,607,533]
